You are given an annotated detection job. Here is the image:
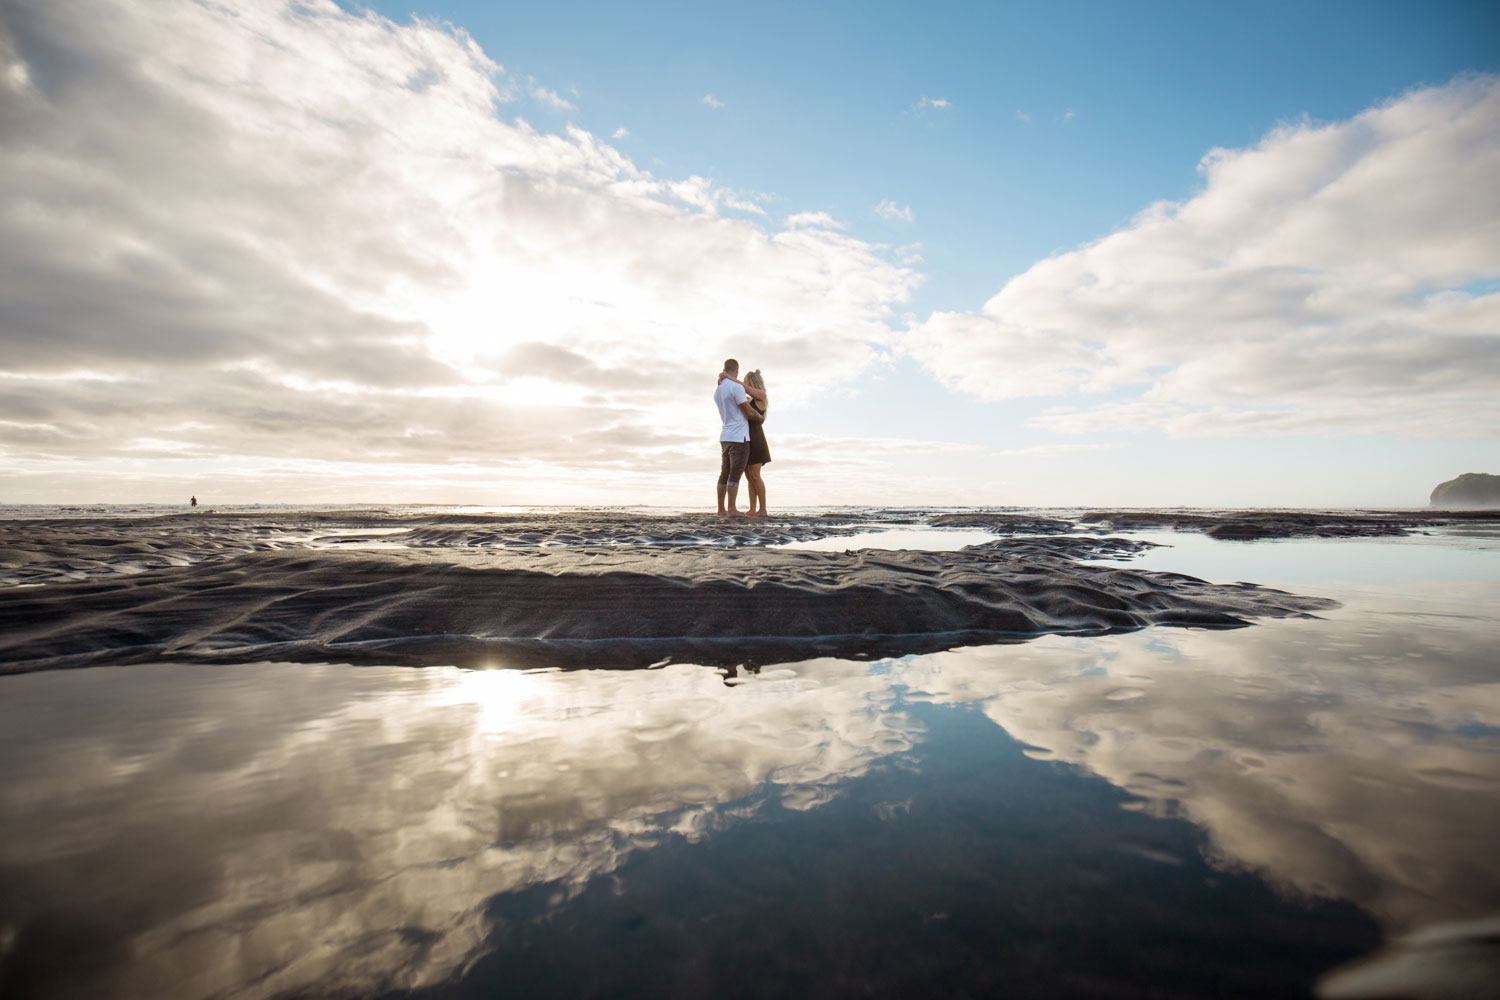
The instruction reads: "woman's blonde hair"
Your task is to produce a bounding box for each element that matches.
[744,370,766,392]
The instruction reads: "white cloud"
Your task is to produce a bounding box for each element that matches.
[527,77,575,111]
[895,243,924,267]
[1060,108,1076,122]
[905,75,1500,438]
[0,0,918,499]
[786,211,846,230]
[913,95,950,112]
[664,175,767,216]
[702,93,724,108]
[875,200,914,223]
[722,195,767,216]
[611,126,629,139]
[1014,109,1031,123]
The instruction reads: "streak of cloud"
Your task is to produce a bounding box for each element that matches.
[528,78,575,110]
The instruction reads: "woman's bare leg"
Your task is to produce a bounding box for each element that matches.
[746,465,767,516]
[745,465,761,515]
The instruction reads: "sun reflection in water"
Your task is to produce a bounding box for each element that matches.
[439,666,557,736]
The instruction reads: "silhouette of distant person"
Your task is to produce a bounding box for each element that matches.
[190,495,198,507]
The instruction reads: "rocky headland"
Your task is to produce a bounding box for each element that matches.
[1430,473,1500,509]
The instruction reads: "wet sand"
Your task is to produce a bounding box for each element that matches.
[0,509,1379,673]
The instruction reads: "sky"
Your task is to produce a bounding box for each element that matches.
[1,0,1497,508]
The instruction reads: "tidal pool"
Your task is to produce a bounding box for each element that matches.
[775,525,999,551]
[1,537,1497,998]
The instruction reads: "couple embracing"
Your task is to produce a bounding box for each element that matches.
[714,358,772,516]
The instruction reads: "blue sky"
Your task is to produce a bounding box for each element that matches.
[357,0,1499,309]
[2,0,1497,506]
[355,0,1499,506]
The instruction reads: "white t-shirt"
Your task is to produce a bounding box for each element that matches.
[715,379,750,442]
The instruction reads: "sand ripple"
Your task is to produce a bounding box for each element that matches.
[0,526,1337,673]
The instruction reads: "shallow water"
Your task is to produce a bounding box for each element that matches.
[776,525,999,551]
[1,530,1498,998]
[1095,524,1500,586]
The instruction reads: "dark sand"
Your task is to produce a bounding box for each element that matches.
[0,508,1393,673]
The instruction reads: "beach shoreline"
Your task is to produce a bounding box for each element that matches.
[3,506,1449,674]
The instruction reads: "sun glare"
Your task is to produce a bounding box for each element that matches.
[443,667,553,736]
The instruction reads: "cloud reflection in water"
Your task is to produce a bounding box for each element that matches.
[0,579,1496,998]
[0,658,922,998]
[905,579,1500,941]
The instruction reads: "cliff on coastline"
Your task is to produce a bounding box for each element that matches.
[1430,473,1500,509]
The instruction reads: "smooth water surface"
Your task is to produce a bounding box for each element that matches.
[1,536,1498,998]
[777,526,999,551]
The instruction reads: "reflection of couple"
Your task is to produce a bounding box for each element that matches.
[714,358,771,516]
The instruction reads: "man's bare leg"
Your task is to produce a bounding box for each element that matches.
[718,442,748,515]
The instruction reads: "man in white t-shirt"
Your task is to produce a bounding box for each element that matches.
[713,358,759,515]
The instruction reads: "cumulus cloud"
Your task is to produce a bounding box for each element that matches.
[874,199,914,223]
[661,174,767,217]
[913,95,950,112]
[0,0,916,499]
[905,75,1500,438]
[611,126,629,139]
[1014,109,1031,123]
[702,92,724,108]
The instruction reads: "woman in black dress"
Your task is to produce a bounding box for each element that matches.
[742,370,771,516]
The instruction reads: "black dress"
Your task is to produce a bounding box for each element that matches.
[746,400,772,466]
